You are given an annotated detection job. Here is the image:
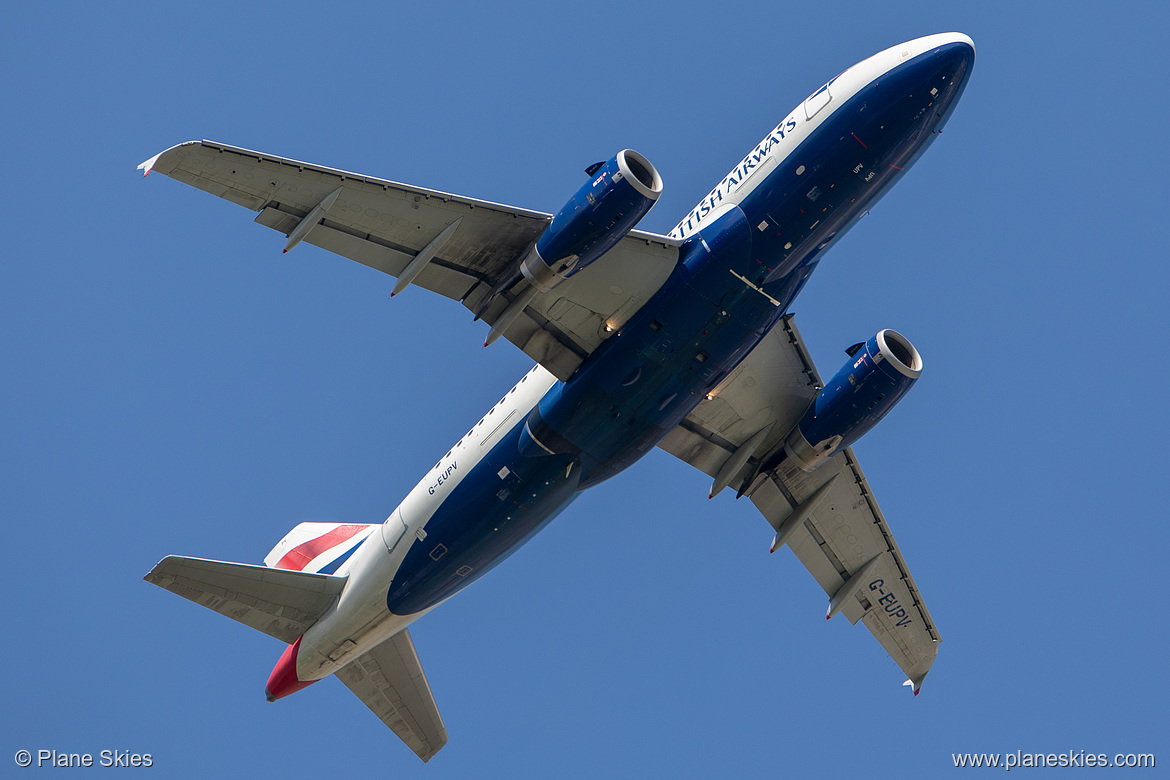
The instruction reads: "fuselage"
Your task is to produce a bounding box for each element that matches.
[294,33,975,682]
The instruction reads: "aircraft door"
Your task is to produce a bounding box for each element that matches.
[804,81,832,120]
[381,507,409,552]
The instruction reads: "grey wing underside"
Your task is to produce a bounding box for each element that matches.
[658,316,941,690]
[141,140,680,381]
[143,555,346,644]
[336,630,448,762]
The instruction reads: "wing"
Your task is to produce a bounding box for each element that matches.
[657,316,941,691]
[336,629,448,763]
[144,555,346,643]
[140,140,680,381]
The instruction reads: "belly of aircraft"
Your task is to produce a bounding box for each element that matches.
[385,421,581,616]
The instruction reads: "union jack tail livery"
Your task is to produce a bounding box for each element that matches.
[264,522,379,574]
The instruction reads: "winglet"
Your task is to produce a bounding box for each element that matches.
[137,152,163,177]
[903,677,923,696]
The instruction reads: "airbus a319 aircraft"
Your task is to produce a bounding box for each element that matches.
[142,33,974,761]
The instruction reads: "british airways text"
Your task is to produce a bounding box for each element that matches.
[670,114,799,239]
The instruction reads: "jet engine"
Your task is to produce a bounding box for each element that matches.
[783,329,923,472]
[520,149,663,292]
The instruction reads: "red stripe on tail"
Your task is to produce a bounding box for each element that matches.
[275,524,370,571]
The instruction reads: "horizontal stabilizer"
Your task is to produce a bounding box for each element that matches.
[337,629,448,762]
[144,555,346,643]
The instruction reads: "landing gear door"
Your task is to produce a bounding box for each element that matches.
[381,507,408,552]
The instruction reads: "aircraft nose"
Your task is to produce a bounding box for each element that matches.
[931,36,975,86]
[907,36,975,130]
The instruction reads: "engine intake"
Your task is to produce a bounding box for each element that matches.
[784,329,923,472]
[520,149,663,292]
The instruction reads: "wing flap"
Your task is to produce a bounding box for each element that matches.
[255,206,416,277]
[144,555,346,643]
[658,315,819,480]
[752,450,940,684]
[336,630,448,763]
[255,207,484,303]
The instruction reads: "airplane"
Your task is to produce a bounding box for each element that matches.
[140,32,975,762]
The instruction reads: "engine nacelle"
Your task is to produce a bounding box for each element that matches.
[520,149,663,292]
[784,329,923,472]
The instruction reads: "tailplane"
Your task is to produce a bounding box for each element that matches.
[144,555,345,642]
[338,630,449,762]
[145,526,449,762]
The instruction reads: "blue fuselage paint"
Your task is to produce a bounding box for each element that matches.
[386,42,974,617]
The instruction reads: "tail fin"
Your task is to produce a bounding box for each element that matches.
[144,556,345,643]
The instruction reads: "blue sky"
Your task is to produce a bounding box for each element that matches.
[3,1,1167,776]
